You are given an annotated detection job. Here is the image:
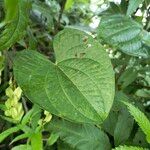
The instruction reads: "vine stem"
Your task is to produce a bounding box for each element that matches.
[54,0,67,34]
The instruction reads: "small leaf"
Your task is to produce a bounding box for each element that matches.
[0,126,20,143]
[21,109,34,125]
[118,68,138,89]
[135,89,150,98]
[10,133,30,144]
[0,115,19,124]
[127,0,144,16]
[47,133,59,146]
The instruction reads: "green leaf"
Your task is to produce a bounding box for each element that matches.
[98,14,150,58]
[13,28,115,124]
[21,109,34,126]
[133,129,150,147]
[113,145,146,150]
[127,0,144,16]
[102,91,130,136]
[114,108,134,146]
[135,89,150,98]
[0,104,6,111]
[0,126,20,143]
[30,105,41,129]
[48,118,111,150]
[0,115,19,124]
[102,109,118,136]
[65,0,89,10]
[57,140,76,150]
[65,0,74,10]
[0,54,4,70]
[0,0,29,51]
[4,0,18,22]
[11,145,32,150]
[142,31,150,47]
[10,133,30,144]
[32,2,54,30]
[31,132,43,150]
[118,67,138,89]
[123,102,150,144]
[47,133,59,146]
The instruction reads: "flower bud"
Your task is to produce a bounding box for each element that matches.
[5,99,12,108]
[5,110,11,116]
[44,114,52,123]
[4,80,24,122]
[11,108,18,119]
[14,87,22,99]
[5,87,14,98]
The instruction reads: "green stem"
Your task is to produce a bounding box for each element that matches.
[31,131,43,150]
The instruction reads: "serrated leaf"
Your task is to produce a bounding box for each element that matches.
[123,102,150,144]
[47,118,111,150]
[113,145,146,150]
[98,14,150,58]
[13,28,115,124]
[127,0,144,16]
[0,0,29,51]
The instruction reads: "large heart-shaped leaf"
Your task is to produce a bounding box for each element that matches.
[13,28,115,124]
